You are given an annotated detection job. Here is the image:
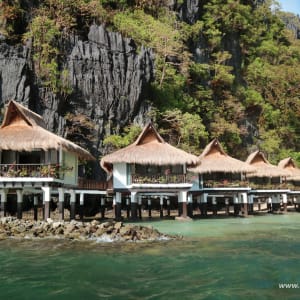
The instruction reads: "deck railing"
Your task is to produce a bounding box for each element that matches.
[131,174,186,184]
[77,178,110,190]
[203,180,250,188]
[0,164,61,178]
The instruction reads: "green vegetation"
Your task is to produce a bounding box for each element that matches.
[1,0,300,164]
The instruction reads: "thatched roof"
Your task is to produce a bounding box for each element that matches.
[245,151,289,178]
[189,138,254,174]
[101,122,198,172]
[0,100,94,160]
[278,157,300,180]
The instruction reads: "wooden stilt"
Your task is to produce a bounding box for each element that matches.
[58,188,64,221]
[212,196,217,216]
[130,192,138,220]
[225,198,230,216]
[100,197,105,219]
[79,193,84,221]
[138,196,142,219]
[16,190,23,220]
[131,203,138,220]
[167,199,170,217]
[0,189,8,217]
[160,196,163,218]
[70,190,76,220]
[33,195,38,221]
[148,199,152,218]
[42,186,51,220]
[126,198,130,219]
[182,202,187,218]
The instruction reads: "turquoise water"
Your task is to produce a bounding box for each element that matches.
[0,214,300,300]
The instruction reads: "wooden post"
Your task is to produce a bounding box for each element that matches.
[79,193,84,221]
[100,197,105,219]
[201,193,208,216]
[126,197,130,219]
[130,192,138,220]
[138,196,142,219]
[115,192,122,221]
[70,190,76,220]
[148,199,152,218]
[241,192,248,217]
[58,188,64,221]
[187,194,193,218]
[160,196,164,218]
[180,191,188,218]
[167,199,171,217]
[33,195,38,221]
[16,190,23,220]
[282,193,287,213]
[0,189,8,217]
[42,186,51,220]
[233,194,240,216]
[225,198,230,216]
[212,196,217,216]
[257,198,261,211]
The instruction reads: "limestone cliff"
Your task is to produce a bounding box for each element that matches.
[0,25,154,175]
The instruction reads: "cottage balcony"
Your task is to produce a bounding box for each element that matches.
[203,180,250,188]
[0,164,62,179]
[131,173,187,184]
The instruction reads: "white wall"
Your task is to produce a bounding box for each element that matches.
[113,163,128,189]
[62,151,78,186]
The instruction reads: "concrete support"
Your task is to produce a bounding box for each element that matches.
[267,197,272,212]
[179,191,188,218]
[79,193,84,221]
[233,194,240,216]
[160,196,164,218]
[0,189,8,217]
[138,196,142,220]
[126,197,130,219]
[282,194,288,213]
[241,192,248,217]
[130,192,138,220]
[58,188,64,221]
[225,198,230,216]
[100,197,105,219]
[69,190,76,220]
[147,199,152,218]
[114,192,122,221]
[200,193,208,216]
[167,199,171,217]
[272,195,280,212]
[33,195,38,221]
[42,186,51,220]
[16,190,23,220]
[212,196,217,216]
[187,194,193,218]
[248,194,254,214]
[257,198,261,211]
[196,195,201,214]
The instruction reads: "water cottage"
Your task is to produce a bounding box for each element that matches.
[0,100,95,220]
[101,123,198,220]
[188,138,254,216]
[246,151,291,212]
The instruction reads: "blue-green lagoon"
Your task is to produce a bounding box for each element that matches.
[0,214,299,300]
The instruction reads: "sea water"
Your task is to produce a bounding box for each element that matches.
[0,214,299,300]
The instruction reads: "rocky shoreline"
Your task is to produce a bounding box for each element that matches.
[0,217,179,242]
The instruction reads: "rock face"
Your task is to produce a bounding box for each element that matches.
[0,25,154,169]
[0,217,178,242]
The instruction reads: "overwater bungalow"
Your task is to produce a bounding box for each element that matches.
[100,122,198,220]
[246,151,290,212]
[188,138,254,216]
[0,100,95,220]
[278,157,300,210]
